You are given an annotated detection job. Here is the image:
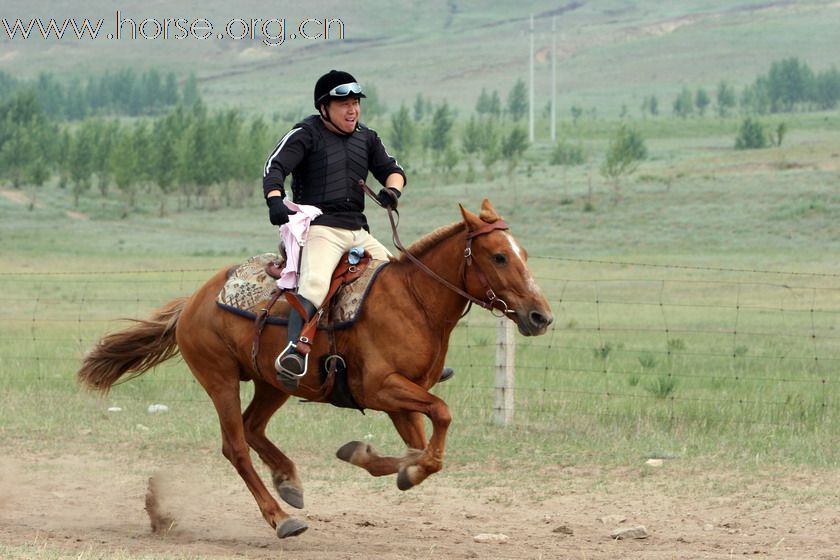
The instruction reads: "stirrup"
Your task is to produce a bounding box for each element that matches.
[275,341,309,388]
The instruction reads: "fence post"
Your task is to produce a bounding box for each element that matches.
[494,316,516,425]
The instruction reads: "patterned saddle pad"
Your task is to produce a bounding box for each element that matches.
[215,253,389,329]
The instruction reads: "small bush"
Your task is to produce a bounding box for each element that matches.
[735,118,770,150]
[550,140,586,166]
[593,343,613,359]
[638,352,658,369]
[645,375,677,399]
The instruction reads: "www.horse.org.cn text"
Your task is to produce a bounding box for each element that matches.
[1,12,347,46]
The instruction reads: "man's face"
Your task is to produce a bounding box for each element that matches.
[324,97,360,134]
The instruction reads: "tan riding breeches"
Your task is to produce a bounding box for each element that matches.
[296,225,392,308]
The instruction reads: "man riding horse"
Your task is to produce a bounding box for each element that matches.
[262,70,453,388]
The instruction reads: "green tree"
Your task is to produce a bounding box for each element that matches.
[150,113,178,194]
[740,78,771,114]
[0,91,45,187]
[109,124,138,207]
[476,88,491,115]
[361,83,387,120]
[143,69,163,113]
[487,90,501,116]
[388,104,416,159]
[774,122,787,147]
[715,80,736,117]
[428,102,454,155]
[480,119,501,175]
[814,66,840,110]
[441,145,460,176]
[601,124,647,199]
[461,115,482,156]
[245,116,271,182]
[413,93,427,122]
[766,57,814,112]
[500,126,529,172]
[550,140,585,166]
[695,88,710,116]
[181,73,201,107]
[162,72,180,106]
[673,86,694,118]
[641,95,659,116]
[69,120,98,204]
[507,79,528,122]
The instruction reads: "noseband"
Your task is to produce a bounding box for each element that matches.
[358,181,514,317]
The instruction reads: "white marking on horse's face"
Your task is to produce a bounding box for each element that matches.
[504,232,525,262]
[503,232,542,297]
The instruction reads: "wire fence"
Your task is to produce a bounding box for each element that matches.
[1,256,839,431]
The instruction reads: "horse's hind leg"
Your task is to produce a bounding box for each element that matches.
[337,375,450,490]
[243,380,304,509]
[336,411,427,476]
[201,372,307,539]
[388,411,427,450]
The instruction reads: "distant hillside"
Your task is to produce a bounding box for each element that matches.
[2,0,838,117]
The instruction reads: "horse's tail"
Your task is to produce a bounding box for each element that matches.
[77,296,188,393]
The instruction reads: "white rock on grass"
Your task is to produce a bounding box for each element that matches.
[610,526,650,540]
[147,404,169,414]
[107,406,123,412]
[473,533,509,544]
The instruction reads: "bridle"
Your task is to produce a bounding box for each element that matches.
[358,181,515,318]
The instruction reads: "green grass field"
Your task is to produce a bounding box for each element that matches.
[2,107,839,472]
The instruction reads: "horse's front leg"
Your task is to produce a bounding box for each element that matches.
[204,378,308,539]
[243,380,304,509]
[337,374,451,490]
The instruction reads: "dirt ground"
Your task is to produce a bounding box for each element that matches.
[1,450,839,560]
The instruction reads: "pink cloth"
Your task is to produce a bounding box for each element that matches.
[276,200,323,290]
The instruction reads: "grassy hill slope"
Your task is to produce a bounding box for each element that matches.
[2,0,839,116]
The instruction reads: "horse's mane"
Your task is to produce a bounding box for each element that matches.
[399,221,466,261]
[397,204,502,262]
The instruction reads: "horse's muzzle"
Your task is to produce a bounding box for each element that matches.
[515,308,554,336]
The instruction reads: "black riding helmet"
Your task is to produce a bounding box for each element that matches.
[313,70,367,109]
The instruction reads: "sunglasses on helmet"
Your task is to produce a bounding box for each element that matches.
[316,83,364,106]
[328,82,363,97]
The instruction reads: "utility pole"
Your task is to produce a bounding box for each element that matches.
[551,16,557,143]
[529,13,534,143]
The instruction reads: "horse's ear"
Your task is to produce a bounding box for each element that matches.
[479,199,501,223]
[459,203,483,232]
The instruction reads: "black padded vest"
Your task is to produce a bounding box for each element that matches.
[291,116,369,212]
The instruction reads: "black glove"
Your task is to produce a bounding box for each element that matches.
[266,196,289,226]
[376,187,401,209]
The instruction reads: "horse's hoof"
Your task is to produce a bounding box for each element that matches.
[277,482,304,509]
[276,517,308,539]
[397,465,420,491]
[336,441,364,463]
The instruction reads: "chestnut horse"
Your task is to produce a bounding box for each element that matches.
[77,199,553,539]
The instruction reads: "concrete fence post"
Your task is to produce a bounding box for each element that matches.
[494,316,516,425]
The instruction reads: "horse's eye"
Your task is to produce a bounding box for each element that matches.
[492,253,507,265]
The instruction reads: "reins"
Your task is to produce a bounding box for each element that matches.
[358,180,514,317]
